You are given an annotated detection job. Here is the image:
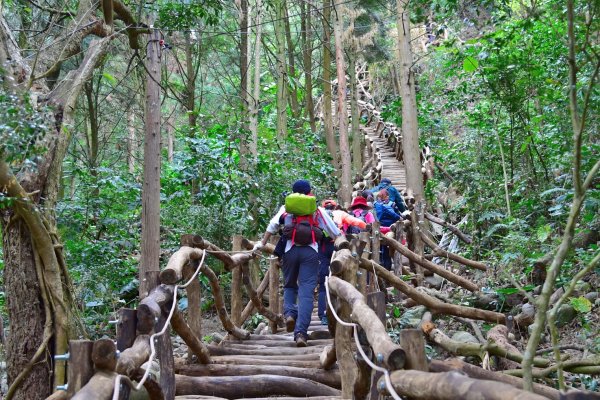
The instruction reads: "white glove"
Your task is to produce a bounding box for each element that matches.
[401,210,411,219]
[252,242,264,252]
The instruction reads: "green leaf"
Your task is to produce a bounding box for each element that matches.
[393,306,401,318]
[496,287,519,295]
[570,297,592,313]
[102,72,117,86]
[463,56,479,73]
[536,224,552,243]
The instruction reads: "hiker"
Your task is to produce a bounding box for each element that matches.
[374,189,401,270]
[322,199,372,234]
[346,196,376,234]
[372,178,408,214]
[317,199,371,325]
[254,180,341,346]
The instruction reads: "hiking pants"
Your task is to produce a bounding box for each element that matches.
[282,245,319,337]
[318,239,335,319]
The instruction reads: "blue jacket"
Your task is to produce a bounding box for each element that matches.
[373,182,407,213]
[374,201,401,227]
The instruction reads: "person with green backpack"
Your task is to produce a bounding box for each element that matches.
[254,180,341,347]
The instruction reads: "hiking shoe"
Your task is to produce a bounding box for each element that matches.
[321,316,329,326]
[285,316,296,333]
[295,333,308,347]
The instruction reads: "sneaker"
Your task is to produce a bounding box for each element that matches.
[321,316,328,326]
[295,333,308,347]
[285,316,296,333]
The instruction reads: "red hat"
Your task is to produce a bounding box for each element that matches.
[322,199,337,208]
[348,196,372,210]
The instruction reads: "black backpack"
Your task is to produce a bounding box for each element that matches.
[281,212,323,246]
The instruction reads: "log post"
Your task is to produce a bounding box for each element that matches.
[333,243,361,398]
[183,260,202,362]
[367,291,386,400]
[357,232,370,294]
[231,235,243,325]
[399,329,428,371]
[66,340,94,397]
[268,235,281,333]
[157,313,175,400]
[369,222,381,292]
[116,308,137,351]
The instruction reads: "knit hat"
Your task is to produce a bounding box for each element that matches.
[292,179,312,195]
[348,196,372,210]
[380,178,392,185]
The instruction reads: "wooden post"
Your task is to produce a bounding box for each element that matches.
[231,235,243,325]
[367,291,386,400]
[66,340,94,397]
[369,222,381,292]
[393,222,405,276]
[116,308,137,351]
[157,314,175,400]
[115,308,136,400]
[399,329,428,371]
[269,235,280,333]
[183,260,202,362]
[139,28,162,299]
[358,233,369,295]
[334,245,362,397]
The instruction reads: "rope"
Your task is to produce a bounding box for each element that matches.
[324,275,401,400]
[111,250,207,400]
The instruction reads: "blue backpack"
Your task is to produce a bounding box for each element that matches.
[374,201,401,227]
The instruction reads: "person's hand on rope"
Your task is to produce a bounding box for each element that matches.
[252,241,264,253]
[401,210,411,219]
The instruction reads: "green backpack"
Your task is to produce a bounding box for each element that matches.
[285,193,317,216]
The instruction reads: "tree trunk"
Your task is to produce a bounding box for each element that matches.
[321,0,338,168]
[238,0,250,169]
[284,2,300,120]
[348,54,361,173]
[274,0,288,139]
[139,29,162,299]
[300,0,316,132]
[2,216,51,399]
[127,108,136,174]
[333,0,352,206]
[396,0,425,258]
[248,0,262,158]
[184,31,197,129]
